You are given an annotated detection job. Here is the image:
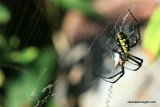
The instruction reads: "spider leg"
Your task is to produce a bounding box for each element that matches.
[125,54,143,71]
[127,60,138,65]
[91,49,125,83]
[128,9,141,48]
[91,65,125,83]
[128,54,143,64]
[130,41,138,48]
[102,66,125,83]
[112,49,143,71]
[112,49,121,55]
[128,9,141,40]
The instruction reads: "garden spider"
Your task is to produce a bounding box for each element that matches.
[92,9,143,83]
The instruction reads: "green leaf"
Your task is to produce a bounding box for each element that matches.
[0,4,11,24]
[142,6,160,60]
[10,47,39,64]
[54,0,100,17]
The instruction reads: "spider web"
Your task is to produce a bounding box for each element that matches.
[86,5,141,107]
[0,1,59,106]
[0,1,141,107]
[89,6,140,82]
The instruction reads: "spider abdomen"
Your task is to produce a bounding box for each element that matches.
[116,32,130,53]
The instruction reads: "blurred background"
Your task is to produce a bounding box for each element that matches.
[0,0,160,107]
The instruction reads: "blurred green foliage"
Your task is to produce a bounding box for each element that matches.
[143,6,160,60]
[0,69,5,87]
[46,100,59,107]
[0,34,57,106]
[9,36,20,49]
[53,0,100,19]
[0,34,7,49]
[9,47,38,64]
[0,3,57,107]
[0,4,11,24]
[5,47,57,107]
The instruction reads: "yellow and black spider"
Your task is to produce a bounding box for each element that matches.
[92,9,143,83]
